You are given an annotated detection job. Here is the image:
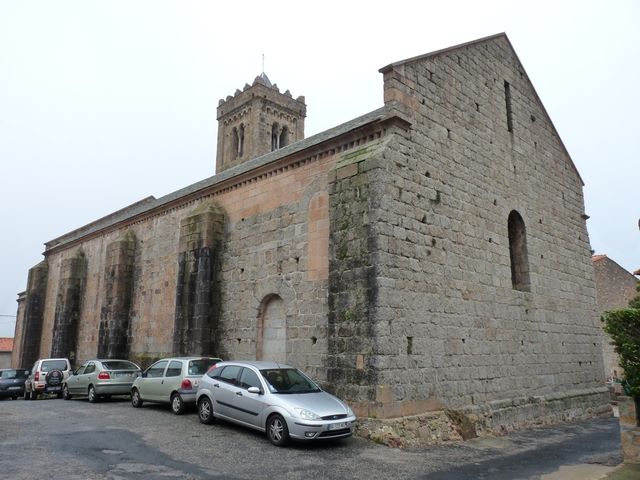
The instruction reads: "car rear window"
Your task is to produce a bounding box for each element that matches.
[187,358,221,376]
[101,361,138,370]
[41,360,68,372]
[1,369,28,379]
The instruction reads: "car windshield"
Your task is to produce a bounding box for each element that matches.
[188,358,221,376]
[41,360,68,372]
[101,361,139,370]
[1,369,28,379]
[260,368,321,394]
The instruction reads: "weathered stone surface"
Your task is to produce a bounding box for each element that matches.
[98,232,136,359]
[16,261,48,368]
[51,251,86,361]
[173,203,225,356]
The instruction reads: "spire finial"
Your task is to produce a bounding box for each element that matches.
[262,53,265,75]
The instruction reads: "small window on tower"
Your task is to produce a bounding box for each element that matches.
[232,127,239,159]
[271,123,280,151]
[279,126,289,148]
[238,124,245,157]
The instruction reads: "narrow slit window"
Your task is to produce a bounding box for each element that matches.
[238,124,245,157]
[504,80,513,133]
[508,210,530,291]
[232,127,239,159]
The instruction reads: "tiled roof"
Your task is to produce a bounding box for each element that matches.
[592,254,607,262]
[0,337,13,352]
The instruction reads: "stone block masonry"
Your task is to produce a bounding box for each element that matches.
[51,251,86,360]
[173,204,225,356]
[16,261,48,368]
[97,232,136,359]
[364,34,607,420]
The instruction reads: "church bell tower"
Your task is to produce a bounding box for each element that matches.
[215,73,306,173]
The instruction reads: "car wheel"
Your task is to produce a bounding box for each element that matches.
[63,385,72,400]
[12,396,18,400]
[171,393,185,415]
[198,396,215,425]
[131,388,143,408]
[267,414,290,446]
[88,386,99,403]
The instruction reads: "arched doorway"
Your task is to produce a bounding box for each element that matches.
[256,295,286,362]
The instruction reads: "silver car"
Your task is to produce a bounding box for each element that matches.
[131,356,222,414]
[63,359,141,403]
[196,361,356,446]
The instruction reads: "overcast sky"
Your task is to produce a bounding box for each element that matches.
[1,1,638,337]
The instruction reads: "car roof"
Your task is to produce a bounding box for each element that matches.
[84,359,138,363]
[216,360,295,370]
[154,356,222,362]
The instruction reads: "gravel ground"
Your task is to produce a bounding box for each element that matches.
[0,396,623,479]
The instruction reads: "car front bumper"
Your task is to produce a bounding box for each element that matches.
[0,386,24,397]
[287,415,357,441]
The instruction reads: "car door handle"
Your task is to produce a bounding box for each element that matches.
[213,383,219,388]
[235,391,243,396]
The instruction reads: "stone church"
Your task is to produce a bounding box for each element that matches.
[13,33,609,428]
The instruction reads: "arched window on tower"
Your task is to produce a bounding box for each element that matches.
[238,123,245,157]
[232,127,239,160]
[279,126,289,148]
[271,123,280,151]
[508,210,530,291]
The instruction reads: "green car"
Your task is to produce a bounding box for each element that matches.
[131,356,222,415]
[63,359,141,403]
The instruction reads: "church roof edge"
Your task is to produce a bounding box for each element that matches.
[379,32,507,73]
[43,107,392,254]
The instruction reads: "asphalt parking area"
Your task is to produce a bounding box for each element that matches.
[0,396,623,480]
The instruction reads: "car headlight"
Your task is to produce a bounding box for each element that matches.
[346,405,354,417]
[294,407,321,420]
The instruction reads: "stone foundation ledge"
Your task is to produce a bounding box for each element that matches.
[356,387,612,448]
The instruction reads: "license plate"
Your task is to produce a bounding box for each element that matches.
[328,422,349,430]
[116,373,131,377]
[8,386,21,390]
[47,386,61,392]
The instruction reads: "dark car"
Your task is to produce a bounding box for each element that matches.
[0,368,30,400]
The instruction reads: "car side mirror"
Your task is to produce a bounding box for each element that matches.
[247,386,262,395]
[141,371,147,378]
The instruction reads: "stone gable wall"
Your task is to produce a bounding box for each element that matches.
[365,36,605,418]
